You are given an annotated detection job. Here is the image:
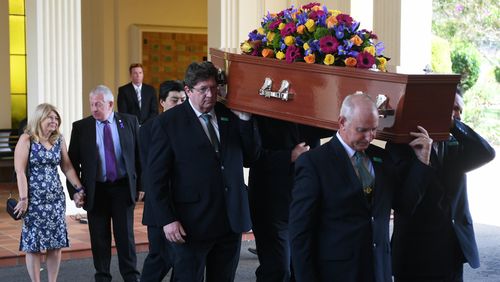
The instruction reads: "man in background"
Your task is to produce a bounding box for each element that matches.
[118,63,158,125]
[390,92,496,282]
[68,85,142,282]
[139,80,185,282]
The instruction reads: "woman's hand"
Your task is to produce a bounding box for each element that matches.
[14,198,28,218]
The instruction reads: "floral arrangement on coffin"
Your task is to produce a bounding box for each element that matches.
[240,2,389,71]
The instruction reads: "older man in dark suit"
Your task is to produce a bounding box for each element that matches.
[67,85,142,282]
[389,93,496,282]
[290,93,434,282]
[118,63,158,125]
[148,61,259,282]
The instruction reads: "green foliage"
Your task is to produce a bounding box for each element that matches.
[431,36,453,73]
[433,0,499,54]
[451,41,481,91]
[495,66,500,83]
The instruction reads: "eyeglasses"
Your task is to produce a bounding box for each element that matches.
[191,86,219,95]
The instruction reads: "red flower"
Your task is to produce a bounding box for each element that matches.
[302,2,321,10]
[285,45,301,63]
[280,22,297,37]
[356,52,375,69]
[336,14,353,26]
[269,20,281,30]
[319,35,339,54]
[308,10,325,21]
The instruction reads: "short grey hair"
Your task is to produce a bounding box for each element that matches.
[339,92,377,121]
[89,85,114,102]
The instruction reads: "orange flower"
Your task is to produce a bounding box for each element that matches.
[262,49,275,58]
[304,54,316,64]
[297,25,305,34]
[345,57,357,67]
[350,35,363,46]
[326,16,338,28]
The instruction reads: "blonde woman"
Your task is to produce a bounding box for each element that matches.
[13,103,84,282]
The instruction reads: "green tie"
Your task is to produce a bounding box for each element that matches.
[354,151,374,200]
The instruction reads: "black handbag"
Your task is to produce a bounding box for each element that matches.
[6,195,22,220]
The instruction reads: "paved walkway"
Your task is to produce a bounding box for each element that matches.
[0,147,498,281]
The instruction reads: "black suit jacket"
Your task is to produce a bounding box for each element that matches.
[117,82,158,124]
[67,112,141,212]
[148,101,260,241]
[139,119,157,226]
[389,120,495,277]
[248,116,333,221]
[290,136,432,282]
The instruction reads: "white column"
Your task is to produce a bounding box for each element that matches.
[26,0,83,215]
[374,0,432,72]
[26,0,82,140]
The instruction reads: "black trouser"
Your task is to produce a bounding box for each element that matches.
[88,179,139,282]
[140,225,173,282]
[169,232,241,282]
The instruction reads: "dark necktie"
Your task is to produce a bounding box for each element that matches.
[103,121,118,182]
[354,151,374,200]
[201,113,220,157]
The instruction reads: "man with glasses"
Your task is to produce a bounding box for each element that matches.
[148,61,260,281]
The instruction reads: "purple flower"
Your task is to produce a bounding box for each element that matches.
[248,30,264,41]
[285,45,301,63]
[334,24,345,39]
[118,120,124,129]
[280,22,297,37]
[309,40,320,52]
[455,4,464,13]
[356,52,375,69]
[375,42,385,56]
[296,12,308,25]
[319,35,339,54]
[262,12,274,25]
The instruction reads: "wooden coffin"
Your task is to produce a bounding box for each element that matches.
[210,48,460,143]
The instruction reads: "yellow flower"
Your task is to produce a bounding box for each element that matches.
[278,23,285,30]
[240,41,252,53]
[304,54,316,64]
[330,10,342,17]
[377,57,387,71]
[326,16,338,28]
[350,35,363,46]
[303,42,310,50]
[267,32,275,42]
[297,25,305,34]
[364,45,375,56]
[284,36,295,46]
[345,57,357,67]
[276,51,285,60]
[305,19,316,32]
[257,27,265,35]
[323,54,335,65]
[262,49,275,58]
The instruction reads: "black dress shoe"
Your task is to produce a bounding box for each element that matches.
[248,247,258,255]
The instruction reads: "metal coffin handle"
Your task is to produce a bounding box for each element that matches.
[259,77,295,101]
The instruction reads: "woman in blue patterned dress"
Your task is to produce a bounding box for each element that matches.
[13,103,84,282]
